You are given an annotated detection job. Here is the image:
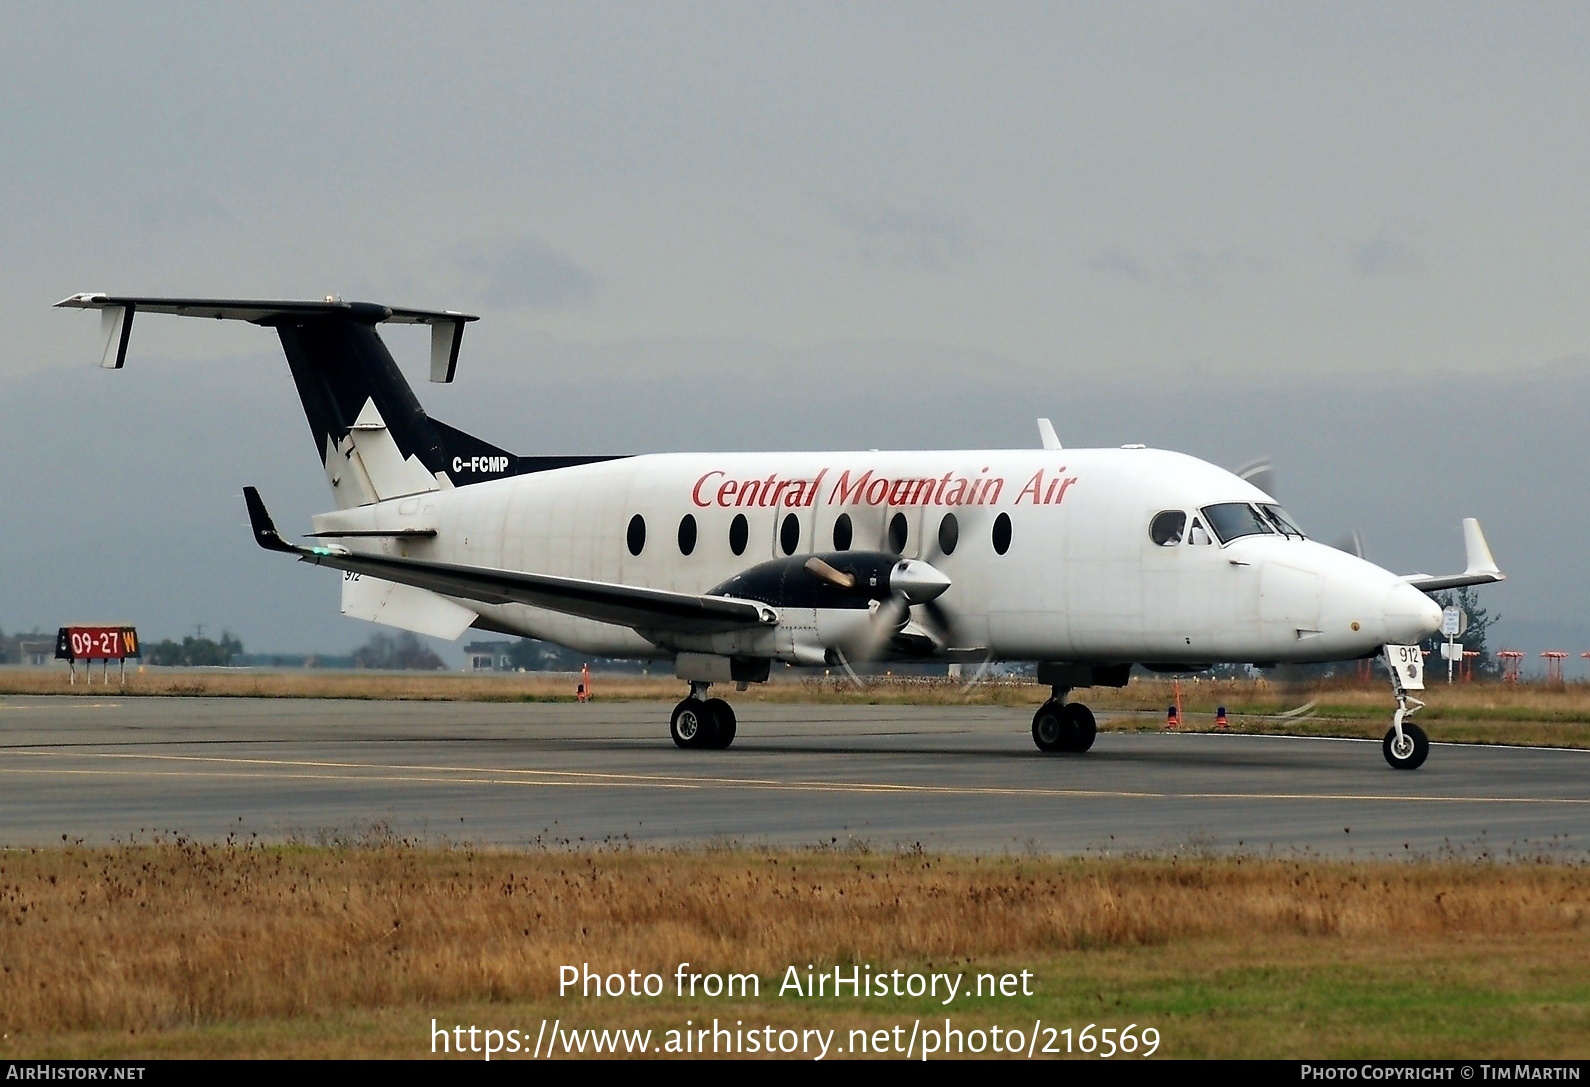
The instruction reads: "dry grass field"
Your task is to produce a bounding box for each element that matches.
[0,843,1586,1058]
[5,667,1590,748]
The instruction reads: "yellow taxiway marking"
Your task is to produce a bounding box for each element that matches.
[0,748,1587,804]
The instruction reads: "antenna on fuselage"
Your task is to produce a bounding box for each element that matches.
[1037,418,1061,451]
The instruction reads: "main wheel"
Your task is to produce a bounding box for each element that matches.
[670,699,710,749]
[704,698,737,749]
[1032,701,1065,752]
[1062,702,1097,753]
[1383,721,1429,770]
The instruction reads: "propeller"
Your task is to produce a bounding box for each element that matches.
[1236,455,1368,560]
[852,557,952,662]
[911,513,971,651]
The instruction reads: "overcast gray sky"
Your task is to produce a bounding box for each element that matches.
[3,3,1587,668]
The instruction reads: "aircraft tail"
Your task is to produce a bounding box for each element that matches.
[55,294,607,508]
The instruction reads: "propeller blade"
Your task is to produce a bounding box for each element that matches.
[855,594,910,661]
[918,599,959,649]
[804,556,856,588]
[1330,530,1366,560]
[1235,457,1277,498]
[832,647,868,690]
[959,653,994,694]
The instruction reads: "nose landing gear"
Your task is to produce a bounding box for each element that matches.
[670,683,737,750]
[1032,690,1097,753]
[1382,644,1429,771]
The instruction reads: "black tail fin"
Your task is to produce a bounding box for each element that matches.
[273,314,518,489]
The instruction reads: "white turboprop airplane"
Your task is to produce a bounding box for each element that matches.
[58,294,1506,770]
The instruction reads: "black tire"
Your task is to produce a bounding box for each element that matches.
[1032,701,1065,753]
[670,699,710,749]
[1383,721,1429,770]
[1063,702,1097,753]
[704,698,737,749]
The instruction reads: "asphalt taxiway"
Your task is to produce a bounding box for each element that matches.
[2,696,1586,856]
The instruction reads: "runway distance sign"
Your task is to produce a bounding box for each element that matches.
[55,626,140,661]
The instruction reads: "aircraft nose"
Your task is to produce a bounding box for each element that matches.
[1383,582,1443,644]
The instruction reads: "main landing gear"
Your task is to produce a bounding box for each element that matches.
[670,683,737,750]
[1031,690,1096,754]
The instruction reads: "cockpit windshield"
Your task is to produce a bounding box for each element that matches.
[1258,503,1306,538]
[1200,502,1275,544]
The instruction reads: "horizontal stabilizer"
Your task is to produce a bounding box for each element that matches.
[56,294,477,382]
[1403,517,1506,593]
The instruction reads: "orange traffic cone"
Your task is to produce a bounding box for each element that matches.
[1216,705,1229,730]
[1165,704,1180,729]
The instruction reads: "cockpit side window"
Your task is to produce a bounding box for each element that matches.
[1149,510,1186,546]
[1200,502,1275,544]
[1258,503,1306,538]
[1187,517,1212,545]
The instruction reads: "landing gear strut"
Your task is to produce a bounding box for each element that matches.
[1032,689,1096,754]
[670,683,737,750]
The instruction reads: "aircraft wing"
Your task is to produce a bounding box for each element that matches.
[1401,518,1506,594]
[243,487,775,636]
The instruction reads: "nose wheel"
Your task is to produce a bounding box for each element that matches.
[1383,720,1428,770]
[670,685,737,750]
[1032,697,1096,753]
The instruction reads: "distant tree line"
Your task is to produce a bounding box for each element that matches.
[146,632,245,667]
[352,631,445,671]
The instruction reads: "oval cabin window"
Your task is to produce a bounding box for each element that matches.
[780,512,800,556]
[992,512,1012,555]
[888,512,908,554]
[677,514,697,556]
[729,514,749,556]
[627,514,646,556]
[937,512,959,556]
[832,513,853,551]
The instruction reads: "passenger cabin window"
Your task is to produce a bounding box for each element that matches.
[626,514,646,556]
[937,512,959,556]
[1150,510,1186,546]
[992,512,1012,555]
[1259,503,1306,538]
[780,512,800,556]
[677,514,697,556]
[888,512,908,554]
[832,513,853,551]
[1200,502,1274,544]
[729,513,749,556]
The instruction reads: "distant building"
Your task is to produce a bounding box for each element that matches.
[465,641,515,672]
[16,639,57,667]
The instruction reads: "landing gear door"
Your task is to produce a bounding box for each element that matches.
[1384,644,1426,691]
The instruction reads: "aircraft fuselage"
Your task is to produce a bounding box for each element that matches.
[313,446,1442,666]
